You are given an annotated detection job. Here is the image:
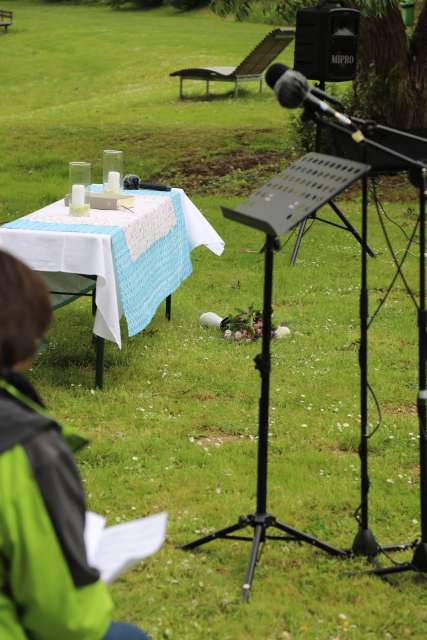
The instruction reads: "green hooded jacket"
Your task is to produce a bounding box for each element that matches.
[0,371,113,639]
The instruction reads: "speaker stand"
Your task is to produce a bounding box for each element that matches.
[367,168,427,575]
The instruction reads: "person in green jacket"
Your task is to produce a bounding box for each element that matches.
[0,249,150,640]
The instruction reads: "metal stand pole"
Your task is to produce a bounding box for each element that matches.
[182,234,346,602]
[352,173,379,555]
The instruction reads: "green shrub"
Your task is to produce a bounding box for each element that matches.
[166,0,209,9]
[111,0,163,8]
[211,0,307,24]
[136,0,163,6]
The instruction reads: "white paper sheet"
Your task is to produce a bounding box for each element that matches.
[84,511,167,583]
[84,511,107,567]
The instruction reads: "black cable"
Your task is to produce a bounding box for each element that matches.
[367,381,382,439]
[302,218,315,237]
[353,503,361,526]
[371,176,414,242]
[374,183,427,443]
[371,179,418,307]
[279,225,297,252]
[352,381,382,525]
[368,182,419,329]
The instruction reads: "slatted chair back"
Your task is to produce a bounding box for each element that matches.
[234,28,294,77]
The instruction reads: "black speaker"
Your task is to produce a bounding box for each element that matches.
[294,2,360,82]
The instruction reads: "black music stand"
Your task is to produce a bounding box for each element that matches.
[182,153,370,601]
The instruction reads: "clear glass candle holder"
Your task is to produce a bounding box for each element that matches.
[69,161,91,216]
[103,150,123,194]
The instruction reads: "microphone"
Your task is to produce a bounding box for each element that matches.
[265,63,344,108]
[265,63,353,128]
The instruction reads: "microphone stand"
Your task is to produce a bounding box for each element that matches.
[308,109,426,563]
[350,117,427,151]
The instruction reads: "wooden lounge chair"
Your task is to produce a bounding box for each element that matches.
[170,27,295,99]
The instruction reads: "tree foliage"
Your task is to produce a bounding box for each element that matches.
[167,0,209,8]
[352,0,427,128]
[211,0,307,20]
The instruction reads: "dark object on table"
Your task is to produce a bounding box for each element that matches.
[138,181,171,192]
[170,28,295,99]
[123,174,171,192]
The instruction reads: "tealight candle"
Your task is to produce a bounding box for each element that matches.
[107,171,121,194]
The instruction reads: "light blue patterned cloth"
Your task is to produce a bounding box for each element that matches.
[4,190,192,337]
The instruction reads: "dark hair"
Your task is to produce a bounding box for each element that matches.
[0,250,52,369]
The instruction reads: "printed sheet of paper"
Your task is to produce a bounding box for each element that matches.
[84,511,107,567]
[84,511,167,583]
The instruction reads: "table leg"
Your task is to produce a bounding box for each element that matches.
[95,335,105,390]
[92,281,104,389]
[165,295,172,321]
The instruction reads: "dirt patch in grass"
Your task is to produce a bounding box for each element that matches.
[162,148,286,195]
[383,402,417,417]
[159,148,417,200]
[176,149,282,178]
[193,393,219,401]
[192,425,249,446]
[196,434,246,446]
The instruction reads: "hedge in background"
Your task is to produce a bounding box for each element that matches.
[166,0,209,7]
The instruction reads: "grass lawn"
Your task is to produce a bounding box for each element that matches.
[2,3,427,639]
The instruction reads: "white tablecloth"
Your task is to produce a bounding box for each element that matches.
[0,189,224,347]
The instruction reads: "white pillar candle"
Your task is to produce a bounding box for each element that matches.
[107,171,121,193]
[71,184,86,208]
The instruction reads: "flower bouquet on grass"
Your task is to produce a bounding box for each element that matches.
[200,306,290,342]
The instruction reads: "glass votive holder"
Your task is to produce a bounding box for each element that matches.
[103,150,123,194]
[69,161,91,216]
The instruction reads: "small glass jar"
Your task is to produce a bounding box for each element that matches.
[103,150,123,194]
[69,162,91,216]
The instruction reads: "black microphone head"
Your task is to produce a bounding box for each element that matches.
[265,63,289,90]
[123,174,141,190]
[276,69,309,109]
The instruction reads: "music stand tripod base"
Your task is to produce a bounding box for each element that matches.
[182,154,370,602]
[182,512,346,602]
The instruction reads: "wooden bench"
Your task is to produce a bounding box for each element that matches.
[0,9,13,32]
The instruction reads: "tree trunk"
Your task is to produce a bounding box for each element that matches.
[354,0,427,128]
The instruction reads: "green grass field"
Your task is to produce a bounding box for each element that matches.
[2,3,427,639]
